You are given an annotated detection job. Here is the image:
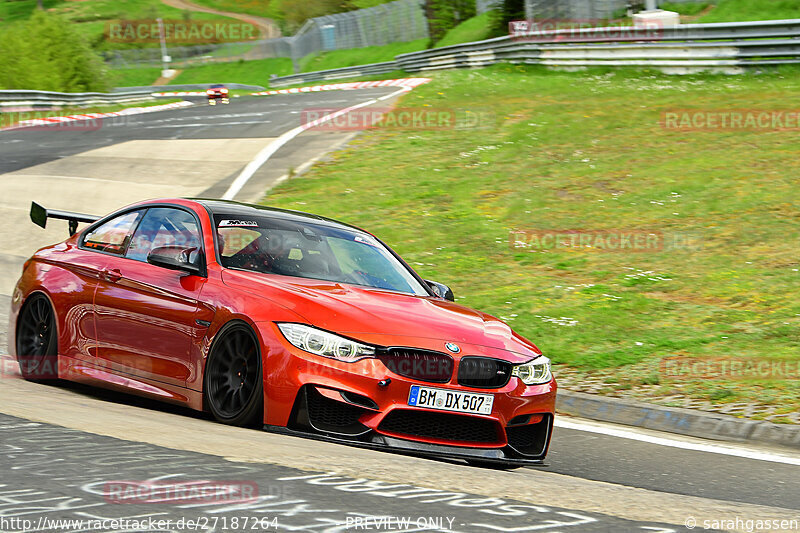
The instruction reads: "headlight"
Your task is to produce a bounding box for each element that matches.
[277,323,375,362]
[512,356,552,385]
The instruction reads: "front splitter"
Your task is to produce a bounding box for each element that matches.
[263,425,547,467]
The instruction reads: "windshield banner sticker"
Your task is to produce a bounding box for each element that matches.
[219,219,258,227]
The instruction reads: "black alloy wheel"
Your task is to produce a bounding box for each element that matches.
[204,323,263,426]
[16,294,58,381]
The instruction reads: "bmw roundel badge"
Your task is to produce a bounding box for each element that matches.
[445,342,461,353]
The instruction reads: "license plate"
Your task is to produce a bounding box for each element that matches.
[408,385,493,415]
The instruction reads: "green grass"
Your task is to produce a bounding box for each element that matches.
[697,0,800,22]
[617,0,800,23]
[189,0,275,19]
[109,57,293,88]
[109,67,163,87]
[169,57,292,85]
[659,2,711,16]
[0,0,63,22]
[435,11,496,48]
[2,0,249,51]
[299,39,427,73]
[261,64,800,411]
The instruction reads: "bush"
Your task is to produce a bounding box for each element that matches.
[491,0,525,37]
[424,0,477,46]
[0,11,110,92]
[435,11,500,48]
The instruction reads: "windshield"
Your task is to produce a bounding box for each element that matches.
[214,215,429,296]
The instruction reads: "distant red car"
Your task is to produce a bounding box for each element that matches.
[206,84,229,105]
[10,198,555,467]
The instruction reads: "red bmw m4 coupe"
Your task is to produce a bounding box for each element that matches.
[206,84,229,105]
[9,198,556,467]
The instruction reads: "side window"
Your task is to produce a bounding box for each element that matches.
[126,208,202,264]
[218,227,260,258]
[82,210,143,256]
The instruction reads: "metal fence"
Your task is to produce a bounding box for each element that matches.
[106,0,428,71]
[290,0,428,60]
[262,62,401,88]
[526,0,625,20]
[480,0,628,19]
[103,38,292,69]
[476,0,501,15]
[522,0,710,20]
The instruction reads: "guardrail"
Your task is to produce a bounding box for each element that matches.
[112,83,266,93]
[269,18,800,86]
[0,89,159,109]
[1,83,268,108]
[263,62,398,88]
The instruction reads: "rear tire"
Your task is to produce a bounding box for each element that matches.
[204,322,263,427]
[15,293,58,381]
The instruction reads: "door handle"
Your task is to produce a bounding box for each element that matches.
[103,269,122,282]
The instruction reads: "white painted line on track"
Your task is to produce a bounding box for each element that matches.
[555,417,800,466]
[221,86,411,200]
[377,91,402,101]
[143,121,272,129]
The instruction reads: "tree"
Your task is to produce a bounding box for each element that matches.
[491,0,526,37]
[424,0,476,46]
[0,11,110,92]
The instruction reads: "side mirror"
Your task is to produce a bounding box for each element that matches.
[425,280,454,301]
[147,246,202,276]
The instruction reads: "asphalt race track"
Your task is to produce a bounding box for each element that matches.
[1,91,798,533]
[0,412,686,532]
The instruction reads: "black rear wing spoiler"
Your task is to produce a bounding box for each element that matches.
[30,201,100,236]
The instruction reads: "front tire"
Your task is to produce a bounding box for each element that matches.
[15,293,58,381]
[204,322,263,427]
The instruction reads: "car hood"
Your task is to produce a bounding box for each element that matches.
[222,270,541,359]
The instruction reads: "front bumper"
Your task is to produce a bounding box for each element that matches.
[279,383,554,465]
[259,323,556,465]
